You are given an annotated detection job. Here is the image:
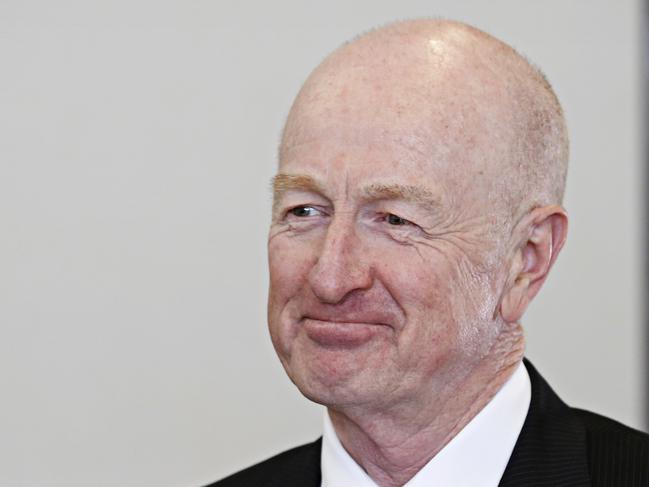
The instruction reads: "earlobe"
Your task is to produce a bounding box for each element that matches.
[501,275,530,323]
[500,205,568,323]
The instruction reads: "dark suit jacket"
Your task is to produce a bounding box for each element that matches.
[211,360,649,486]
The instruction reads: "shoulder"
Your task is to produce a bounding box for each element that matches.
[573,408,649,485]
[205,438,322,487]
[503,359,649,486]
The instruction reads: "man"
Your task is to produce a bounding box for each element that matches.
[212,19,649,486]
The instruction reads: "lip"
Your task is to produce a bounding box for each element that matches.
[302,318,388,348]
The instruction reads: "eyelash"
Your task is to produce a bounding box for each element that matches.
[383,213,412,226]
[286,205,325,219]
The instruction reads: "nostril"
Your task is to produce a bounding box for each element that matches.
[308,255,373,305]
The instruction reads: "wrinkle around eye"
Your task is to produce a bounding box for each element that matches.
[378,222,425,246]
[405,228,494,272]
[272,205,331,237]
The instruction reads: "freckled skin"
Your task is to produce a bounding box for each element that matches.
[266,19,566,487]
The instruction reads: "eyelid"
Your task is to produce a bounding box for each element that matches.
[374,208,414,224]
[273,188,329,216]
[389,214,416,226]
[284,204,328,219]
[388,213,413,224]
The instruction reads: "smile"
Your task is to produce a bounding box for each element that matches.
[301,318,389,348]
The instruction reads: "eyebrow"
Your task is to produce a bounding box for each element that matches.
[271,173,440,213]
[271,174,325,213]
[272,173,325,196]
[361,183,441,213]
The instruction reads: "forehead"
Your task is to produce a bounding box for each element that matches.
[278,39,518,202]
[283,83,509,176]
[279,110,494,203]
[283,123,432,168]
[279,131,469,218]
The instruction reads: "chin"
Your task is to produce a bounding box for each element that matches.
[282,350,386,408]
[271,316,399,407]
[293,375,377,408]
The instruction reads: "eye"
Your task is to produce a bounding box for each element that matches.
[386,213,411,226]
[288,205,321,218]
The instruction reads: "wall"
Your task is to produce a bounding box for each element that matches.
[0,1,643,485]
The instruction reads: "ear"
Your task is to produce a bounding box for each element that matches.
[500,205,568,323]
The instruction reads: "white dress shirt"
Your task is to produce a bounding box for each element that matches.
[321,362,531,486]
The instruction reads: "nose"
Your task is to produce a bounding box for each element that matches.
[308,216,373,304]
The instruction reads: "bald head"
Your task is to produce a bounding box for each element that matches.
[280,19,568,225]
[269,20,569,444]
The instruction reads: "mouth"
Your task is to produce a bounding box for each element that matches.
[301,317,390,348]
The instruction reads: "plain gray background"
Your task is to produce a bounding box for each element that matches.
[1,1,644,486]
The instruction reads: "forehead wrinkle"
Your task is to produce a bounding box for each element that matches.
[281,123,434,163]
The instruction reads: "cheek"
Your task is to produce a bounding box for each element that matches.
[378,247,456,315]
[379,247,487,357]
[406,253,500,364]
[267,237,315,340]
[268,237,314,300]
[371,247,454,345]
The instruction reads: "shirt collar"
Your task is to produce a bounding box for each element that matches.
[321,361,531,487]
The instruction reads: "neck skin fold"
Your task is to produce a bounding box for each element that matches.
[327,323,525,487]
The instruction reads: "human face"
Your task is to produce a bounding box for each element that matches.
[268,112,509,411]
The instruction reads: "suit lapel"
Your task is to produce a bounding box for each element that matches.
[271,438,321,487]
[498,359,591,486]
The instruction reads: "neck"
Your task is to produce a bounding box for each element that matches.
[327,323,525,487]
